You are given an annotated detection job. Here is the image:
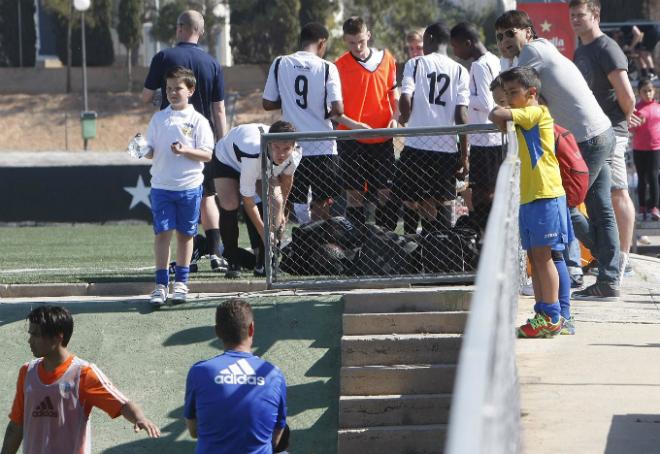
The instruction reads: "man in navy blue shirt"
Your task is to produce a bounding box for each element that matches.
[184,299,287,453]
[142,10,227,273]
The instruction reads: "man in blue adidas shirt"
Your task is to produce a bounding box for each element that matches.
[184,299,287,453]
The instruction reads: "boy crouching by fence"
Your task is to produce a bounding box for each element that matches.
[143,66,215,306]
[489,66,574,338]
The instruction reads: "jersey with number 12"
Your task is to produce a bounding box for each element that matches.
[263,51,342,156]
[401,53,470,152]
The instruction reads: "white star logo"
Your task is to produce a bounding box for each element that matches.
[540,20,552,33]
[124,175,151,209]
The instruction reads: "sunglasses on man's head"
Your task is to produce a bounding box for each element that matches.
[496,29,519,41]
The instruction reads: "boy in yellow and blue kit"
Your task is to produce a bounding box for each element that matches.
[490,66,573,338]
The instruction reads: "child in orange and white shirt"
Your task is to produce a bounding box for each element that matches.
[2,306,160,453]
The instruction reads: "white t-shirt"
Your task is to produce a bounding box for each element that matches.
[468,51,502,147]
[401,52,470,152]
[353,48,385,72]
[263,51,342,156]
[500,56,517,72]
[215,123,302,198]
[146,105,214,191]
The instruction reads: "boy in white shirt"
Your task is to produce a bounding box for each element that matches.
[144,66,214,306]
[214,121,302,277]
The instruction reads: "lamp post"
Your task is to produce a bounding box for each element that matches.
[73,0,90,110]
[73,0,95,150]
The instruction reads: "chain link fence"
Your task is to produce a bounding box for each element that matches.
[259,124,504,289]
[446,122,522,454]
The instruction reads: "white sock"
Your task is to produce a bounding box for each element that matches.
[618,251,629,284]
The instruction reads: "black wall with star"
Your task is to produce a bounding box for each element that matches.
[0,165,153,223]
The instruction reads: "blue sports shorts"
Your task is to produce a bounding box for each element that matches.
[519,195,574,251]
[150,186,202,236]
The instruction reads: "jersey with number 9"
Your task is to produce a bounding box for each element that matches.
[263,51,343,157]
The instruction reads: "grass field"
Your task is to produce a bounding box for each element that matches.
[0,224,256,284]
[0,294,341,453]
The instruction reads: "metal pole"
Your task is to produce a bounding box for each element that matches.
[66,0,73,93]
[261,137,273,289]
[81,9,88,150]
[18,0,23,67]
[81,10,88,111]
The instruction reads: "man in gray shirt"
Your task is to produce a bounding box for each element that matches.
[570,0,638,285]
[495,10,620,301]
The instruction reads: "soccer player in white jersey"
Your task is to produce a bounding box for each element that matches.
[214,121,302,278]
[399,22,470,232]
[2,306,160,454]
[263,22,365,223]
[450,21,503,232]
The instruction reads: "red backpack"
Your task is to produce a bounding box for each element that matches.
[554,124,589,207]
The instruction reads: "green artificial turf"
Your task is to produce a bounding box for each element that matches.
[0,224,255,284]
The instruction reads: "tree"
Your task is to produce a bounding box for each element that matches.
[345,0,442,62]
[46,0,115,66]
[0,0,37,67]
[88,0,114,65]
[117,0,143,90]
[150,0,227,61]
[342,0,491,62]
[299,0,337,27]
[229,0,300,64]
[151,0,187,45]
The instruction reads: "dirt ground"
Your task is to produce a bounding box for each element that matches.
[2,89,277,152]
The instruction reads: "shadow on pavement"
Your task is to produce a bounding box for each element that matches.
[102,407,196,454]
[605,414,660,454]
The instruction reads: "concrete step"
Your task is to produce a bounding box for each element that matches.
[340,364,456,395]
[337,424,446,454]
[342,287,471,314]
[635,244,660,255]
[339,394,451,428]
[341,334,462,366]
[342,311,468,335]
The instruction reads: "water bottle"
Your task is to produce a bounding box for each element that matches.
[127,133,151,158]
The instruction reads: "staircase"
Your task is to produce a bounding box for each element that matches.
[337,287,472,453]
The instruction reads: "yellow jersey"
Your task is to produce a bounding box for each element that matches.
[511,105,565,204]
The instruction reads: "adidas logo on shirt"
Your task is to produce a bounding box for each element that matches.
[215,358,266,386]
[32,396,58,418]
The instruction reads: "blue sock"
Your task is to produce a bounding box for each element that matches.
[534,301,561,324]
[554,257,571,319]
[175,266,190,283]
[156,269,169,286]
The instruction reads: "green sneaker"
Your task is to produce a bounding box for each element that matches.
[560,316,576,335]
[517,312,562,338]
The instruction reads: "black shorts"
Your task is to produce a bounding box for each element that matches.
[214,160,241,180]
[202,160,216,196]
[397,146,458,202]
[338,139,395,190]
[469,145,505,192]
[289,154,340,204]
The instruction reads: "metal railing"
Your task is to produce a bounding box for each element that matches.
[445,121,522,454]
[259,124,504,290]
